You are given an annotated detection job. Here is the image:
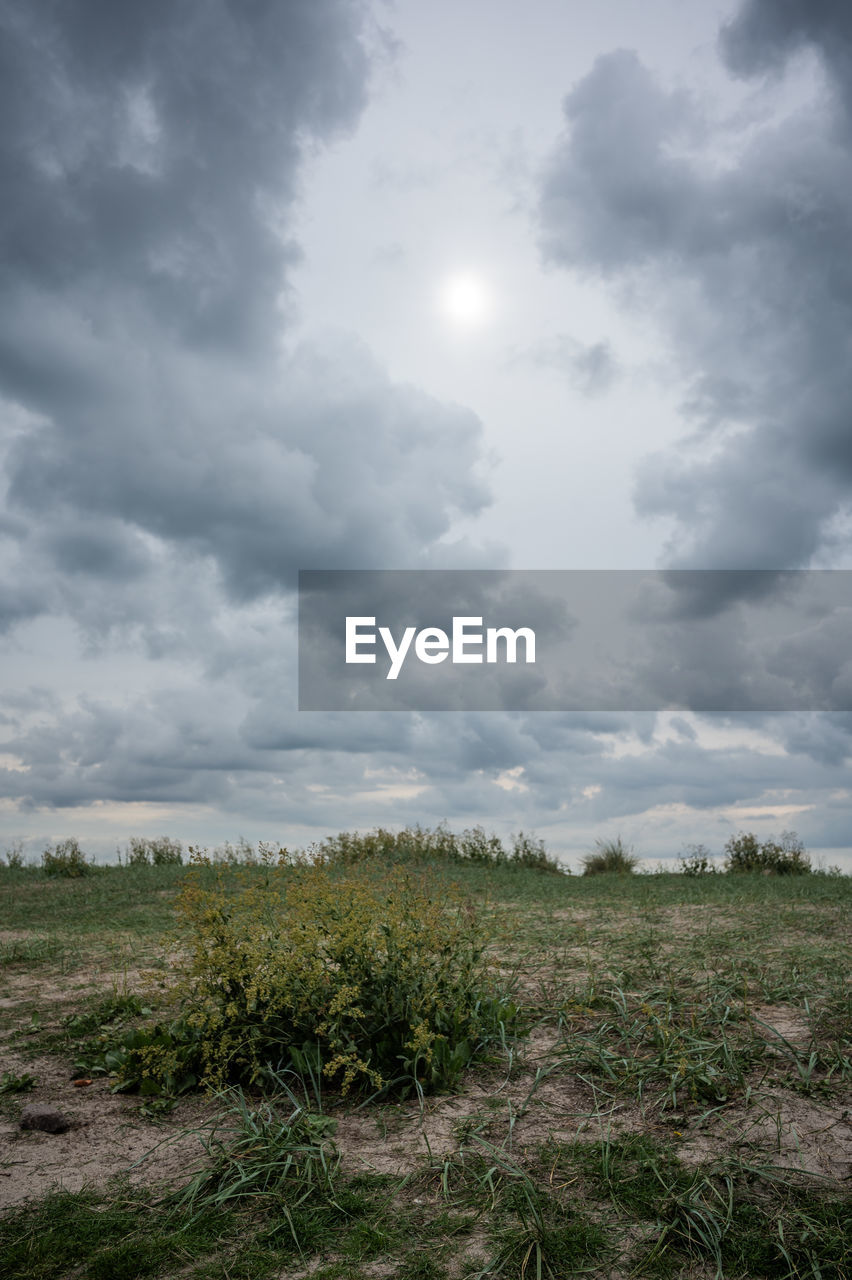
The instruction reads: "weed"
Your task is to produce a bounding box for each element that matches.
[0,1186,232,1280]
[426,1135,610,1279]
[678,843,717,875]
[556,987,765,1109]
[636,1166,851,1280]
[118,858,517,1098]
[0,1070,37,1094]
[0,935,66,969]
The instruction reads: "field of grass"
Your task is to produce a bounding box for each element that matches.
[0,852,849,1279]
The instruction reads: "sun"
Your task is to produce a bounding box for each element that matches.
[439,271,493,328]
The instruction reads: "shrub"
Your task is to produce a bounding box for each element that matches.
[210,837,258,865]
[42,838,92,878]
[678,844,717,876]
[317,823,469,867]
[121,857,516,1098]
[126,838,151,866]
[509,831,565,873]
[724,830,811,875]
[315,822,563,874]
[458,825,508,866]
[581,837,638,876]
[126,835,183,866]
[1,841,25,869]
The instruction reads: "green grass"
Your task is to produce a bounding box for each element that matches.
[0,863,189,936]
[1,856,850,1278]
[0,1186,235,1280]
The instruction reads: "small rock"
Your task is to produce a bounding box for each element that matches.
[20,1104,71,1134]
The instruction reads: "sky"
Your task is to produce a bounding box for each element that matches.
[1,0,851,870]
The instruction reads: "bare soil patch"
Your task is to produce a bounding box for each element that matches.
[0,1046,215,1208]
[678,1088,852,1181]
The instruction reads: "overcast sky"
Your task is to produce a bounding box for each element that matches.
[1,0,851,869]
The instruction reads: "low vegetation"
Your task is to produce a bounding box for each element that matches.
[0,825,849,1279]
[116,854,517,1099]
[315,824,563,873]
[581,835,638,876]
[40,838,93,879]
[123,836,184,867]
[723,829,813,875]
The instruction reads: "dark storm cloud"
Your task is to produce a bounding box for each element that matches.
[0,0,365,351]
[0,0,492,629]
[39,518,152,582]
[537,5,852,577]
[5,333,490,605]
[720,0,852,85]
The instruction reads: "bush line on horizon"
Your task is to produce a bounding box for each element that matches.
[0,824,843,877]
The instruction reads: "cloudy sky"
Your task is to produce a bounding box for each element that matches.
[2,0,851,869]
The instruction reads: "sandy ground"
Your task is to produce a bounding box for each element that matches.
[0,1044,216,1208]
[1,925,849,1219]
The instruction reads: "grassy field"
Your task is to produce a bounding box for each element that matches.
[0,854,849,1279]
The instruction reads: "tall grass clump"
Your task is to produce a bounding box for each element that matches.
[724,830,811,875]
[121,855,516,1099]
[581,837,638,876]
[172,1077,340,1229]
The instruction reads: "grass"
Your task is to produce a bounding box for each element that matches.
[581,836,638,876]
[0,854,850,1278]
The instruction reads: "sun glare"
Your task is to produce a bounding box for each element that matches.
[439,272,493,328]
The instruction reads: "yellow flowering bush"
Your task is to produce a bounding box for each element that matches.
[125,855,515,1097]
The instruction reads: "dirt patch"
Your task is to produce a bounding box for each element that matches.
[0,1048,216,1208]
[334,1090,493,1177]
[280,1261,395,1280]
[545,909,602,923]
[752,1004,812,1048]
[678,1089,852,1182]
[334,1025,653,1183]
[507,1069,648,1151]
[0,962,162,1014]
